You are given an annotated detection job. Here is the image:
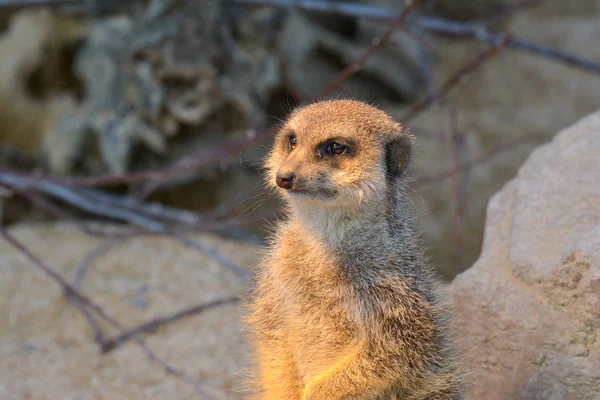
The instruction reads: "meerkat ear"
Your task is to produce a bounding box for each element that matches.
[385,133,412,179]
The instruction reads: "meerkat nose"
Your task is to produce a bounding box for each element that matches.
[276,172,295,190]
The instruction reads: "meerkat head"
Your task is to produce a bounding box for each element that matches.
[266,100,412,210]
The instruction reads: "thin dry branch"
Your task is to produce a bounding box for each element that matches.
[0,122,269,187]
[441,101,465,257]
[411,135,536,188]
[311,0,422,101]
[64,291,109,348]
[9,179,269,247]
[418,19,600,75]
[401,36,509,123]
[72,238,126,288]
[0,174,252,277]
[0,183,104,238]
[0,0,77,7]
[101,297,240,352]
[231,0,396,21]
[77,187,203,225]
[171,233,250,278]
[474,0,542,24]
[0,227,214,399]
[0,174,165,230]
[233,0,600,76]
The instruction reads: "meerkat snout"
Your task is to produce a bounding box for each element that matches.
[275,171,295,190]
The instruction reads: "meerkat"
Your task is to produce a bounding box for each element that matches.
[246,100,463,400]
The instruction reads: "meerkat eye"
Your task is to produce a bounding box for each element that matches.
[288,135,297,150]
[326,142,348,156]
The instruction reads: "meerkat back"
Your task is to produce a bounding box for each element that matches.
[247,100,464,400]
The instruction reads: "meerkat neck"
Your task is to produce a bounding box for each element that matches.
[290,201,392,249]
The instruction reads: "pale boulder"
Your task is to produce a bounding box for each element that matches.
[449,111,600,399]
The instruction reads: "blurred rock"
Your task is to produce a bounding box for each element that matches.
[0,9,84,159]
[449,111,600,399]
[0,10,85,225]
[0,223,260,399]
[45,15,167,175]
[43,0,279,177]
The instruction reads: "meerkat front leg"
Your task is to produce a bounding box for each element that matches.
[302,341,400,400]
[256,339,303,400]
[302,288,441,400]
[249,280,304,399]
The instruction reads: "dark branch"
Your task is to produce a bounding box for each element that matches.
[0,0,78,7]
[401,36,509,123]
[412,135,536,187]
[232,0,600,76]
[230,0,396,21]
[0,174,252,277]
[72,239,126,288]
[311,0,423,101]
[0,121,269,187]
[101,297,240,352]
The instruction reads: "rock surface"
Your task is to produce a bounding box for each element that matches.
[0,224,260,399]
[449,111,600,399]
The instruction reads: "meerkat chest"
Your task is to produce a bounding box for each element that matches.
[272,238,360,378]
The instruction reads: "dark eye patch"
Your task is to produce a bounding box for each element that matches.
[316,137,356,158]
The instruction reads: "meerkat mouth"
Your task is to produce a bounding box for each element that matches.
[288,187,337,199]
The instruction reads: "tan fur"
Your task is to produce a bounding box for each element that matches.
[246,100,464,399]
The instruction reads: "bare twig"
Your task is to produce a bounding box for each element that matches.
[0,0,77,7]
[0,181,74,220]
[311,0,422,101]
[101,297,240,352]
[0,173,251,277]
[77,187,202,225]
[412,135,536,188]
[0,174,165,231]
[474,0,543,24]
[0,227,214,398]
[0,122,269,187]
[417,18,600,75]
[401,37,508,123]
[0,182,115,244]
[6,174,272,248]
[282,58,304,105]
[72,239,126,289]
[409,126,445,141]
[174,234,250,278]
[232,0,600,76]
[65,292,109,348]
[442,101,465,256]
[230,0,397,21]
